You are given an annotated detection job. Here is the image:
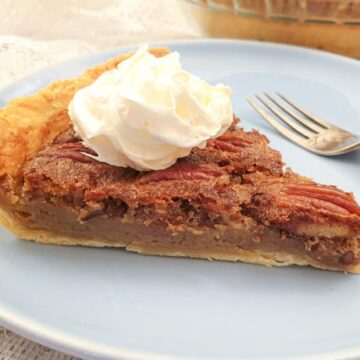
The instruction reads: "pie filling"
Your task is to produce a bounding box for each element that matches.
[2,119,359,272]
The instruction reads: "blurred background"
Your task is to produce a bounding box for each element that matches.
[0,0,359,88]
[189,0,360,57]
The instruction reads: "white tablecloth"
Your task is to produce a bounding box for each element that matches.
[0,1,203,358]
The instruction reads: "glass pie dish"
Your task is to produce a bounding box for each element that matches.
[186,0,360,57]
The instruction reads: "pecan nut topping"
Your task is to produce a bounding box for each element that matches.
[138,163,225,184]
[285,184,360,216]
[40,143,98,164]
[208,134,253,152]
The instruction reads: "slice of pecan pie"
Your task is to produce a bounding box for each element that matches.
[0,48,359,272]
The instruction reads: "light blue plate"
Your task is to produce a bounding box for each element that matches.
[0,40,359,360]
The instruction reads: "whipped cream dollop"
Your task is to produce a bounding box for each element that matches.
[68,44,233,171]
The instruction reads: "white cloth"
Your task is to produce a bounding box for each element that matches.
[0,0,203,88]
[0,0,203,359]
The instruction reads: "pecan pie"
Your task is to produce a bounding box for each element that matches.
[0,48,359,272]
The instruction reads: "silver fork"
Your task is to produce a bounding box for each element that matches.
[247,93,360,156]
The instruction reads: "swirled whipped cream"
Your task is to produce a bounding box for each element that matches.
[68,44,233,171]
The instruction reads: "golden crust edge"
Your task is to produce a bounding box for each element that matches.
[0,206,357,274]
[0,47,170,179]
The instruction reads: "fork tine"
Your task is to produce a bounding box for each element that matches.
[247,98,308,147]
[255,95,313,138]
[276,93,330,129]
[264,93,323,133]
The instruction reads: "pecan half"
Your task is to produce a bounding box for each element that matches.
[41,143,98,164]
[208,134,253,152]
[218,134,254,146]
[279,194,350,215]
[285,184,360,216]
[138,163,225,184]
